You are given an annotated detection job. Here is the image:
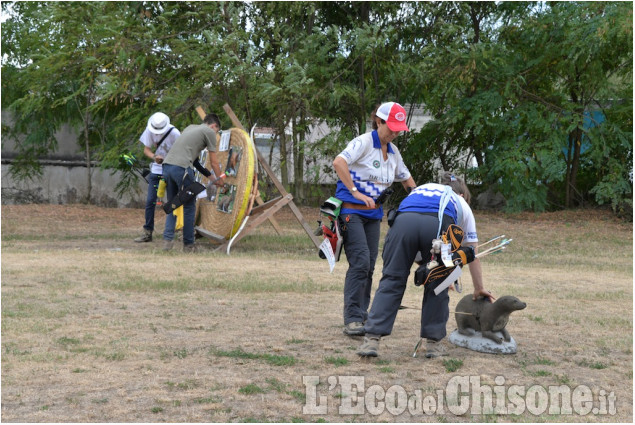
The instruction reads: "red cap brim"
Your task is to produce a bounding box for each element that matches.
[386,120,409,132]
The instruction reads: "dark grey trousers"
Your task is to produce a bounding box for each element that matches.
[364,212,454,340]
[341,213,380,325]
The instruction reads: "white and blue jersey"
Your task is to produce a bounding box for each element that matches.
[335,130,411,219]
[398,183,478,242]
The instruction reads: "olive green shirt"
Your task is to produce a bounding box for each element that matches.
[164,124,216,168]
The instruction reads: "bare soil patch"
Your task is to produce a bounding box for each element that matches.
[1,204,632,422]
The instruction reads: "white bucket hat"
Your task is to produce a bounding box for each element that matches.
[147,112,170,135]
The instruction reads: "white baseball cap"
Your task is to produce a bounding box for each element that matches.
[376,102,409,132]
[147,112,170,135]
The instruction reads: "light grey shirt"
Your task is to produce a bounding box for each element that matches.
[164,124,217,169]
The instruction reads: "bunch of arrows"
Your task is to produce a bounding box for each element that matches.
[476,234,513,258]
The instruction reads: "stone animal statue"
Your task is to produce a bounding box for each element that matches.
[455,295,526,344]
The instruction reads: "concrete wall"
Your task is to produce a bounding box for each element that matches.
[1,164,146,208]
[1,109,147,207]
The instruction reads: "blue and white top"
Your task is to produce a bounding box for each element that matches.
[399,183,478,242]
[140,125,181,175]
[335,130,411,219]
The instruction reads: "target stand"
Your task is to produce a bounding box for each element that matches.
[194,104,322,253]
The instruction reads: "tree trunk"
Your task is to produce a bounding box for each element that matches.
[566,84,583,208]
[357,2,370,135]
[290,5,314,203]
[291,116,300,202]
[292,112,306,203]
[83,78,95,204]
[565,133,573,208]
[358,55,366,135]
[277,119,289,187]
[567,126,583,207]
[84,121,92,204]
[474,149,484,168]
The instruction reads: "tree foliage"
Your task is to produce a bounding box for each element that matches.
[1,1,631,213]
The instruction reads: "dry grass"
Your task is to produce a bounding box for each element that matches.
[1,204,632,422]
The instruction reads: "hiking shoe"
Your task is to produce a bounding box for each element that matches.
[343,322,365,336]
[162,240,174,251]
[425,339,448,358]
[357,335,380,357]
[134,229,152,243]
[183,244,199,253]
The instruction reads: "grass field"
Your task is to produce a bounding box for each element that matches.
[1,203,632,422]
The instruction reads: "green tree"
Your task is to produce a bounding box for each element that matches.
[2,2,162,200]
[4,2,117,201]
[2,1,631,214]
[407,1,632,213]
[496,1,633,211]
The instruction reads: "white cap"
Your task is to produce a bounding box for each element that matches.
[147,112,170,135]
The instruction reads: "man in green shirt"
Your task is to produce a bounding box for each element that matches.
[162,113,226,251]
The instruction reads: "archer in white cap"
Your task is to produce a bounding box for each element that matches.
[332,102,417,337]
[133,112,181,243]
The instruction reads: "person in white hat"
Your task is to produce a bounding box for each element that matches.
[332,102,417,337]
[133,112,181,242]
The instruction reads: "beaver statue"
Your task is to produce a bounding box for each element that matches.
[455,295,526,344]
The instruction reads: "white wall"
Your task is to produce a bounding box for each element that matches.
[1,164,146,207]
